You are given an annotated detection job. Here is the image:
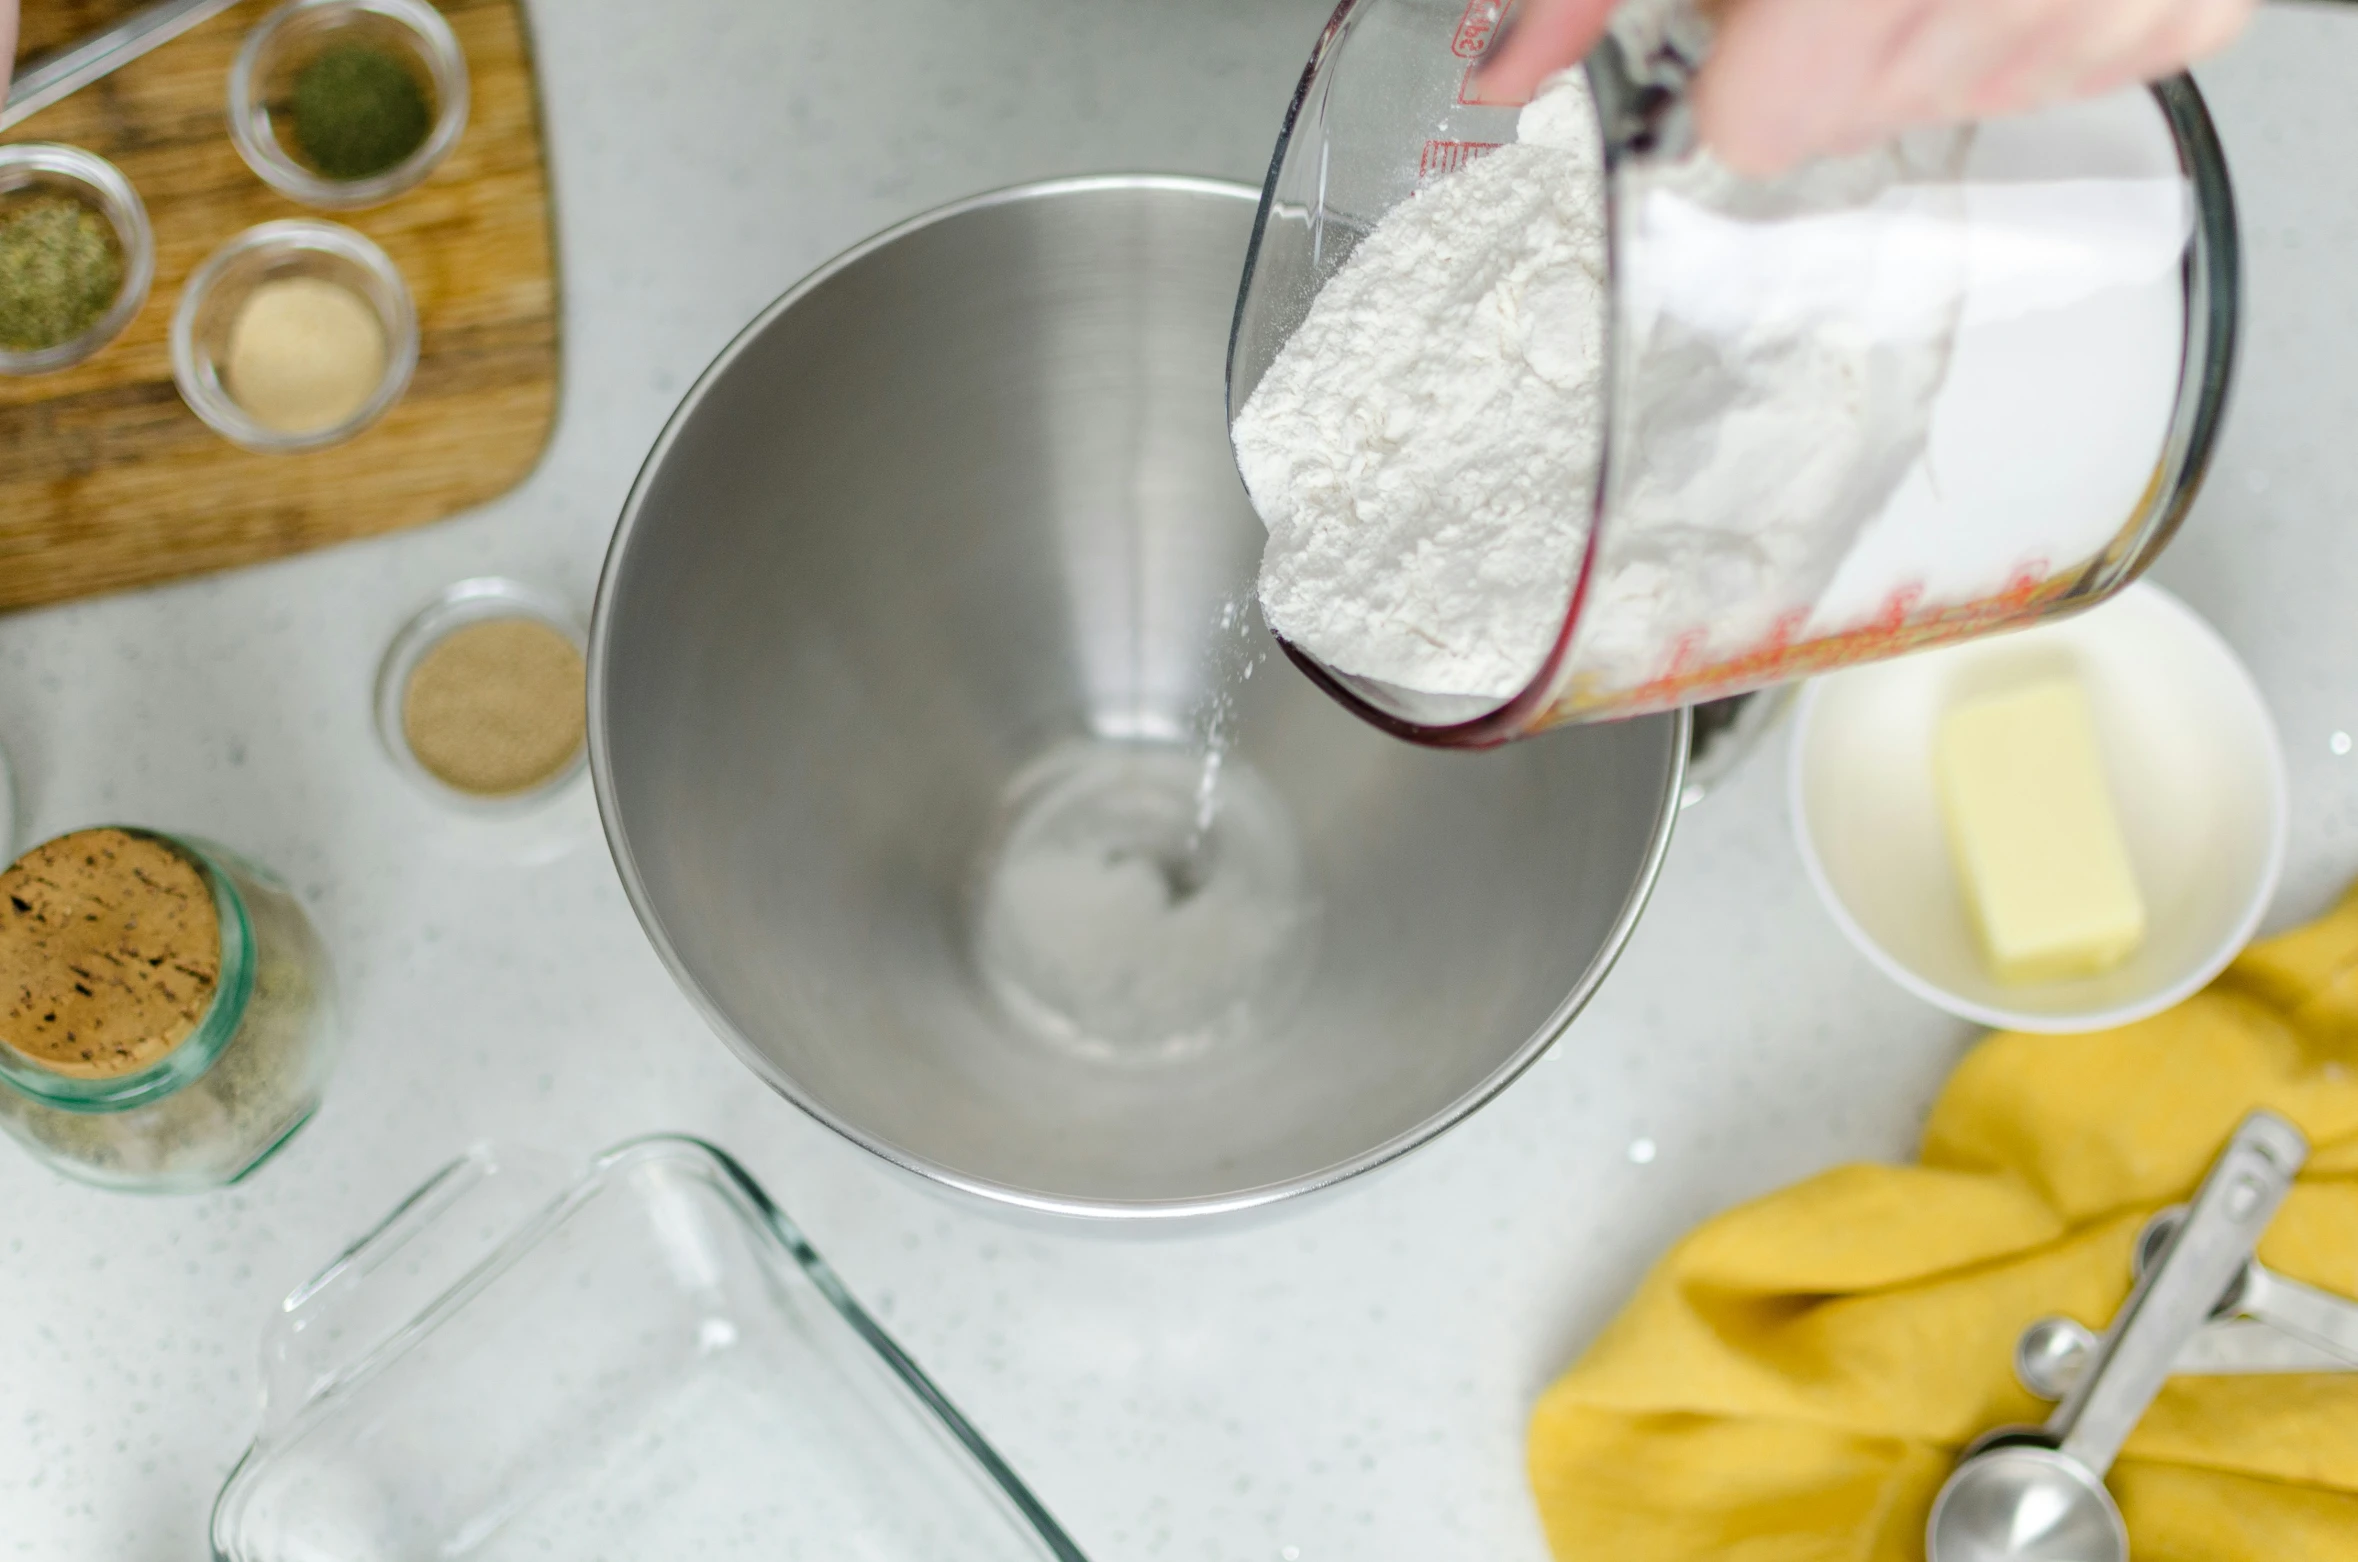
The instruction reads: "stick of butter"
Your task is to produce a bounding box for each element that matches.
[1937,677,2145,985]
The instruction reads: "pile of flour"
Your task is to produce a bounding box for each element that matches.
[1232,74,1948,705]
[1231,76,1610,699]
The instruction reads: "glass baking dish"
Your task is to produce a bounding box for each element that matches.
[210,1136,1086,1561]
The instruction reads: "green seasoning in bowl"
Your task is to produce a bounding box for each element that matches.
[291,42,433,180]
[0,192,123,353]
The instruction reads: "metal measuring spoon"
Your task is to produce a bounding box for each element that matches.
[2016,1313,2351,1398]
[1,0,243,133]
[1926,1111,2306,1562]
[2018,1190,2358,1396]
[2135,1204,2358,1367]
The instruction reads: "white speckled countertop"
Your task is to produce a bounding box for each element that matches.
[7,3,2358,1557]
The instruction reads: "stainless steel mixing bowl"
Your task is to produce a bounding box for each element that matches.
[590,176,1686,1221]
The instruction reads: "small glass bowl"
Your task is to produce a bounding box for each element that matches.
[228,0,470,210]
[0,143,155,375]
[172,219,418,452]
[375,577,590,813]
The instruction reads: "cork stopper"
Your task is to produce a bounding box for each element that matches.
[0,828,223,1079]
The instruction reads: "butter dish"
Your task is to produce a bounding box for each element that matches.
[1789,582,2284,1031]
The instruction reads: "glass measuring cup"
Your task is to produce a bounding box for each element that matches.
[1228,0,2237,745]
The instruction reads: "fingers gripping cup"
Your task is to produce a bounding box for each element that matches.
[1228,0,2235,746]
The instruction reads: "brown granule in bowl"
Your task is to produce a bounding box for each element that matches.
[401,617,587,796]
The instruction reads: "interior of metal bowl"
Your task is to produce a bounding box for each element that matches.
[590,176,1683,1217]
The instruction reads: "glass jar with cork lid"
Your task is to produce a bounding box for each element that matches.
[0,828,337,1192]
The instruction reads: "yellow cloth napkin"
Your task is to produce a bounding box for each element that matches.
[1528,884,2358,1562]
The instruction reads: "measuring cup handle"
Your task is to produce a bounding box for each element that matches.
[1588,0,1714,162]
[2053,1110,2306,1475]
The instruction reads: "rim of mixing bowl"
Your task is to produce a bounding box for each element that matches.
[1227,8,2240,749]
[591,173,1691,1223]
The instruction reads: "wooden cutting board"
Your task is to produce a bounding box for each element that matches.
[0,0,559,611]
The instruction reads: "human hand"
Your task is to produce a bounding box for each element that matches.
[1476,0,2254,175]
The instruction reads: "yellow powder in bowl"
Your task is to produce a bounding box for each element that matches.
[224,275,387,434]
[0,828,221,1079]
[401,617,587,797]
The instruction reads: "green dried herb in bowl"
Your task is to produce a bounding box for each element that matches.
[290,42,433,181]
[0,193,124,353]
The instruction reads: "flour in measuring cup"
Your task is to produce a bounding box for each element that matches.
[1231,75,1610,699]
[1232,73,1933,704]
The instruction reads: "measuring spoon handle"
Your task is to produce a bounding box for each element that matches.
[2244,1269,2358,1367]
[2053,1111,2307,1476]
[0,0,243,133]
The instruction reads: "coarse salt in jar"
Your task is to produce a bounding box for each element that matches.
[0,827,338,1192]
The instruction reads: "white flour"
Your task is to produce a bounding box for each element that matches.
[1231,76,1610,699]
[1568,148,1961,693]
[1235,75,2190,712]
[1232,75,1954,704]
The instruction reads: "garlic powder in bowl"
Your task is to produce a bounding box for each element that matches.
[172,219,417,451]
[225,275,387,433]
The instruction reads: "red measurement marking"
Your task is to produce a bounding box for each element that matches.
[1662,629,1706,677]
[1872,581,1926,632]
[1451,0,1503,58]
[2001,559,2049,605]
[1420,139,1501,178]
[1561,570,2081,725]
[1455,61,1510,106]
